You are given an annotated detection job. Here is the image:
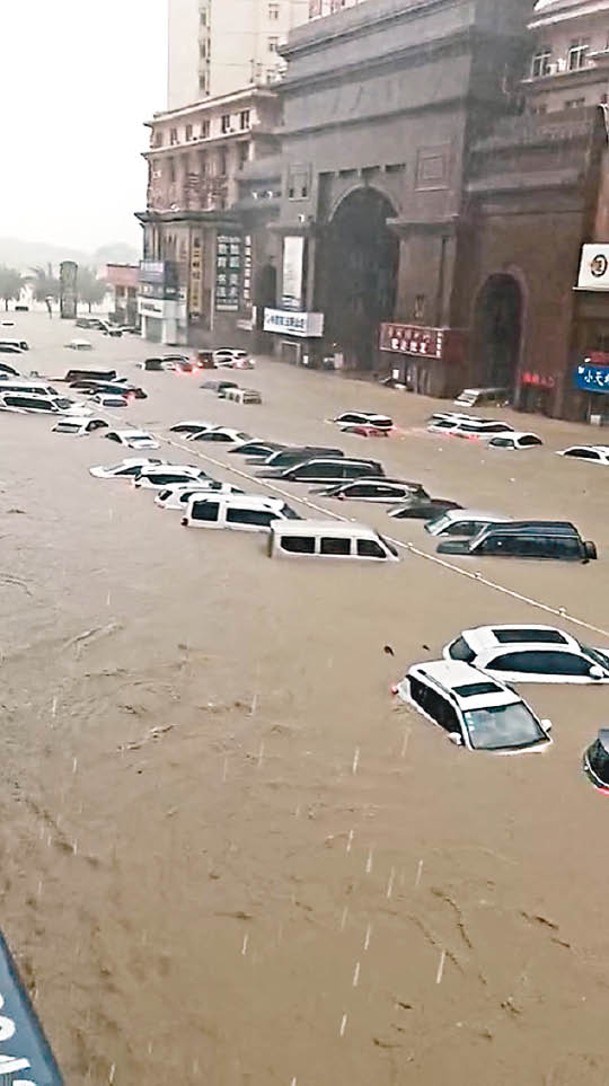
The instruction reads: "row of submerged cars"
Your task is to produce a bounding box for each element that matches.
[428,407,609,464]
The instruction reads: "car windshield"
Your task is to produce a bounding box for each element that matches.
[128,435,150,443]
[56,423,79,433]
[463,702,547,751]
[426,512,452,534]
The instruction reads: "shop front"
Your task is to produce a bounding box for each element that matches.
[574,355,609,426]
[138,260,186,345]
[263,307,325,365]
[379,323,467,397]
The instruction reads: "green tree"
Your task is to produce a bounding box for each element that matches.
[29,264,60,303]
[78,266,107,313]
[0,266,23,310]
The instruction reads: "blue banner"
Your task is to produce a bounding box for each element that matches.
[574,362,609,394]
[0,931,63,1084]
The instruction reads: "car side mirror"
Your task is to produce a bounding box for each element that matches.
[447,732,463,746]
[590,665,605,681]
[541,718,552,732]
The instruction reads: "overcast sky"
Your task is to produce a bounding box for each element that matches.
[0,0,167,251]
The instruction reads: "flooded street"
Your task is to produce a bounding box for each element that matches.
[3,316,609,1084]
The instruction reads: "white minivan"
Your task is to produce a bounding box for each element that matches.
[181,494,300,531]
[268,520,400,561]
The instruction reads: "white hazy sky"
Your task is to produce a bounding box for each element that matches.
[0,0,167,251]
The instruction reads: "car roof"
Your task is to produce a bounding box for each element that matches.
[490,431,540,440]
[110,430,151,438]
[437,509,509,522]
[289,457,381,468]
[477,520,578,535]
[190,493,286,508]
[271,519,377,535]
[458,624,578,652]
[410,660,519,707]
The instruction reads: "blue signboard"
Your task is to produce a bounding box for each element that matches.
[574,362,609,394]
[0,931,63,1083]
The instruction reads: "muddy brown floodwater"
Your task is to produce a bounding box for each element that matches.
[2,315,609,1084]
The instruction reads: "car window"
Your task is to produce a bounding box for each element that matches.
[226,508,274,526]
[280,535,315,554]
[490,437,511,448]
[417,685,461,733]
[495,628,568,645]
[342,463,371,479]
[446,520,474,536]
[320,537,351,555]
[489,650,593,675]
[565,448,598,460]
[191,501,220,522]
[107,433,121,442]
[521,435,542,446]
[357,539,386,559]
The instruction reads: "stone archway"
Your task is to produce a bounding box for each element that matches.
[320,187,399,369]
[472,273,523,391]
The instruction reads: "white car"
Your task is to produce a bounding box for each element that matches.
[428,412,485,426]
[395,659,552,754]
[66,339,93,350]
[331,411,393,430]
[89,457,166,479]
[488,431,543,450]
[104,429,160,450]
[87,393,130,408]
[133,465,209,490]
[53,417,109,435]
[424,509,512,538]
[213,348,255,369]
[427,418,514,439]
[186,427,252,445]
[443,624,609,684]
[154,481,245,509]
[557,445,609,465]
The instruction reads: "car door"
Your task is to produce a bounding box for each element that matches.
[225,507,276,532]
[190,500,220,525]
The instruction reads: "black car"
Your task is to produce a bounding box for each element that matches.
[583,730,609,792]
[74,381,147,400]
[388,497,463,520]
[256,446,345,471]
[228,440,286,458]
[437,522,597,562]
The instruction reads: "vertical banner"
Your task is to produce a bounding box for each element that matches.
[215,235,241,311]
[281,236,305,311]
[189,233,203,317]
[59,261,78,320]
[242,235,252,307]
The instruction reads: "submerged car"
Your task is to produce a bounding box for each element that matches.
[229,440,286,459]
[443,624,609,684]
[314,479,427,502]
[89,457,166,479]
[488,431,543,450]
[104,429,160,450]
[583,730,609,793]
[134,465,210,489]
[186,427,252,444]
[424,509,512,538]
[331,411,393,430]
[169,420,215,434]
[261,458,385,484]
[52,417,109,435]
[395,659,552,754]
[154,482,244,509]
[213,348,255,369]
[388,497,462,520]
[557,445,609,465]
[87,393,130,408]
[436,521,597,562]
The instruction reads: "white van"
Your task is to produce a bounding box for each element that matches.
[268,520,400,561]
[181,494,300,531]
[0,339,28,351]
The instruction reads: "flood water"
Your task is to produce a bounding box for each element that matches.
[2,316,609,1084]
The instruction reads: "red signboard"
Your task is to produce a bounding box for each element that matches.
[379,323,466,364]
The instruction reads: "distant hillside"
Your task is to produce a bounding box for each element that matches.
[0,237,139,272]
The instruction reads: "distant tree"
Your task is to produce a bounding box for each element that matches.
[29,264,60,302]
[0,266,23,310]
[78,266,107,312]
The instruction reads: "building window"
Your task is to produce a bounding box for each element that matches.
[199,73,209,95]
[201,119,210,138]
[268,36,279,52]
[568,39,589,71]
[268,2,279,18]
[200,153,208,176]
[531,46,552,78]
[168,158,176,183]
[413,295,426,321]
[287,165,310,200]
[529,102,548,115]
[170,127,179,146]
[185,124,193,141]
[238,142,249,167]
[239,109,251,130]
[218,149,228,175]
[565,97,586,108]
[151,130,162,147]
[221,113,231,133]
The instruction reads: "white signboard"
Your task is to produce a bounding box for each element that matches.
[577,244,609,291]
[282,236,305,310]
[263,308,324,338]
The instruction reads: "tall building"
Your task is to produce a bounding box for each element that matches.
[167,0,309,110]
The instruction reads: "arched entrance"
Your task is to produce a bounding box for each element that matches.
[321,188,399,369]
[473,274,523,391]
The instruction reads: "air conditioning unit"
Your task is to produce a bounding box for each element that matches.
[556,57,567,72]
[547,62,558,75]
